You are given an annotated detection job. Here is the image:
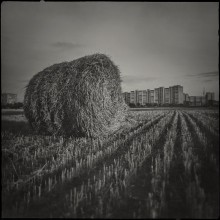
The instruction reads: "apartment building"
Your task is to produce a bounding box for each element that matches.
[130,91,135,104]
[150,90,154,103]
[138,90,143,105]
[143,90,147,105]
[122,85,215,106]
[130,90,139,105]
[158,87,165,104]
[154,88,159,104]
[154,87,165,104]
[146,89,151,104]
[135,90,149,105]
[141,90,147,105]
[164,88,170,104]
[170,85,183,104]
[123,92,130,105]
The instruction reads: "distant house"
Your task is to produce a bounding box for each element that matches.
[1,93,17,105]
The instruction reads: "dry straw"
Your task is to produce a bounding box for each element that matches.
[24,53,128,137]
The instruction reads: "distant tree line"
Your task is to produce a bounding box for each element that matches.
[1,102,23,109]
[128,103,184,108]
[128,101,219,108]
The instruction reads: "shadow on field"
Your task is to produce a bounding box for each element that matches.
[1,120,34,135]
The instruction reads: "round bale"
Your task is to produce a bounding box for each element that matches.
[23,53,128,137]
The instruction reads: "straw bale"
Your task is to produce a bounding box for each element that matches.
[24,53,127,137]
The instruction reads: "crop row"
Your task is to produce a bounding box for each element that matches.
[116,110,219,219]
[181,112,219,218]
[110,110,179,218]
[186,110,219,136]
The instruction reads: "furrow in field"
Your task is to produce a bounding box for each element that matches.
[2,112,169,217]
[198,110,219,120]
[103,110,178,218]
[160,111,188,218]
[178,110,208,218]
[182,111,219,157]
[181,111,219,218]
[204,112,219,120]
[186,111,219,136]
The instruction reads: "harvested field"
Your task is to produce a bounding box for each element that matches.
[1,108,219,218]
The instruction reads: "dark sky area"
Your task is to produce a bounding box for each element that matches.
[1,2,219,101]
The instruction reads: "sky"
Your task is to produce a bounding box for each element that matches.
[1,2,219,101]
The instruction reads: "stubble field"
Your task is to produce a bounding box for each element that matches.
[1,108,219,218]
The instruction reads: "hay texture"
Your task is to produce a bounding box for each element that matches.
[24,53,127,137]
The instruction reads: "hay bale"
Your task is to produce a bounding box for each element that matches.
[24,53,128,137]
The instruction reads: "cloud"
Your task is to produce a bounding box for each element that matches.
[186,71,219,78]
[51,42,84,50]
[122,75,157,84]
[202,79,215,82]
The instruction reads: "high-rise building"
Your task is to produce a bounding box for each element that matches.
[135,90,139,105]
[169,85,183,104]
[169,86,174,104]
[146,89,151,104]
[136,90,148,105]
[154,88,159,104]
[138,90,143,105]
[130,91,135,104]
[158,87,165,104]
[1,93,17,105]
[123,92,130,105]
[150,90,154,103]
[123,84,215,107]
[130,90,139,105]
[154,87,165,104]
[142,90,147,105]
[164,88,170,104]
